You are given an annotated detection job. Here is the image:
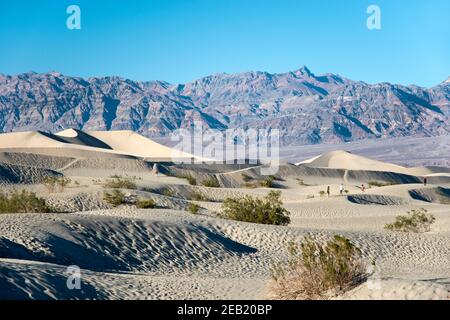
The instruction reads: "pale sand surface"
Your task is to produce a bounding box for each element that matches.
[0,130,449,300]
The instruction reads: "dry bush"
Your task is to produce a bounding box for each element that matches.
[384,208,435,233]
[242,182,258,189]
[103,190,126,207]
[161,187,175,197]
[190,190,209,201]
[368,181,395,188]
[269,235,367,300]
[241,173,253,182]
[184,174,197,186]
[220,191,290,225]
[0,190,52,213]
[43,176,71,193]
[188,202,201,214]
[103,175,137,190]
[201,176,220,188]
[136,198,156,209]
[259,176,275,188]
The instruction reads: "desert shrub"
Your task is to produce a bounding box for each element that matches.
[161,188,175,197]
[190,190,208,201]
[241,173,253,182]
[220,191,290,225]
[187,202,201,214]
[269,235,367,300]
[184,175,197,186]
[0,190,52,213]
[259,176,275,188]
[319,190,326,197]
[136,198,156,209]
[103,190,126,207]
[384,208,435,233]
[201,176,220,188]
[243,182,258,189]
[344,190,349,194]
[297,178,308,186]
[368,181,395,188]
[43,176,71,193]
[104,176,137,190]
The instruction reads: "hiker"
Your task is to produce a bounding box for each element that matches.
[152,163,159,176]
[424,177,427,186]
[327,186,330,197]
[361,184,365,192]
[339,183,344,196]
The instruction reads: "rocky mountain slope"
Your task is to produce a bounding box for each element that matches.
[0,67,448,145]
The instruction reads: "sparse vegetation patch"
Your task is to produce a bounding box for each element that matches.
[384,208,435,233]
[269,235,367,300]
[104,175,137,190]
[0,190,52,213]
[201,176,220,188]
[220,191,290,225]
[43,176,71,193]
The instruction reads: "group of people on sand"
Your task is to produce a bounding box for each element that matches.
[325,182,368,197]
[326,183,347,197]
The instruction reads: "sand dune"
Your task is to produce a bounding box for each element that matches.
[85,130,198,160]
[0,131,449,300]
[297,150,447,177]
[0,129,199,161]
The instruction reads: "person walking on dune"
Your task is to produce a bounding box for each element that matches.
[339,183,344,196]
[327,186,330,197]
[424,177,427,186]
[361,184,366,192]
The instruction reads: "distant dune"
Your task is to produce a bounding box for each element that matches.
[297,150,449,178]
[0,128,199,161]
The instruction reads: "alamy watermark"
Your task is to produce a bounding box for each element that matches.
[367,5,381,30]
[66,265,81,290]
[66,5,81,30]
[171,123,280,175]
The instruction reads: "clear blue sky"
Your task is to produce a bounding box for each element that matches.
[0,0,448,87]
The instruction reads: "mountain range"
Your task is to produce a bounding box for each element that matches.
[0,67,449,145]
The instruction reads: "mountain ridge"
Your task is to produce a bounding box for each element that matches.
[0,67,448,145]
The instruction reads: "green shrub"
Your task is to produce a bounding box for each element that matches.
[201,176,220,188]
[188,202,201,214]
[319,190,326,197]
[136,198,156,209]
[0,190,52,213]
[103,190,126,207]
[43,176,71,193]
[220,191,290,225]
[297,178,308,186]
[269,235,366,300]
[241,173,253,182]
[104,176,137,190]
[384,208,435,233]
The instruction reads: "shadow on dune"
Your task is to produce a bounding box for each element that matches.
[0,262,105,300]
[0,217,257,274]
[347,194,408,206]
